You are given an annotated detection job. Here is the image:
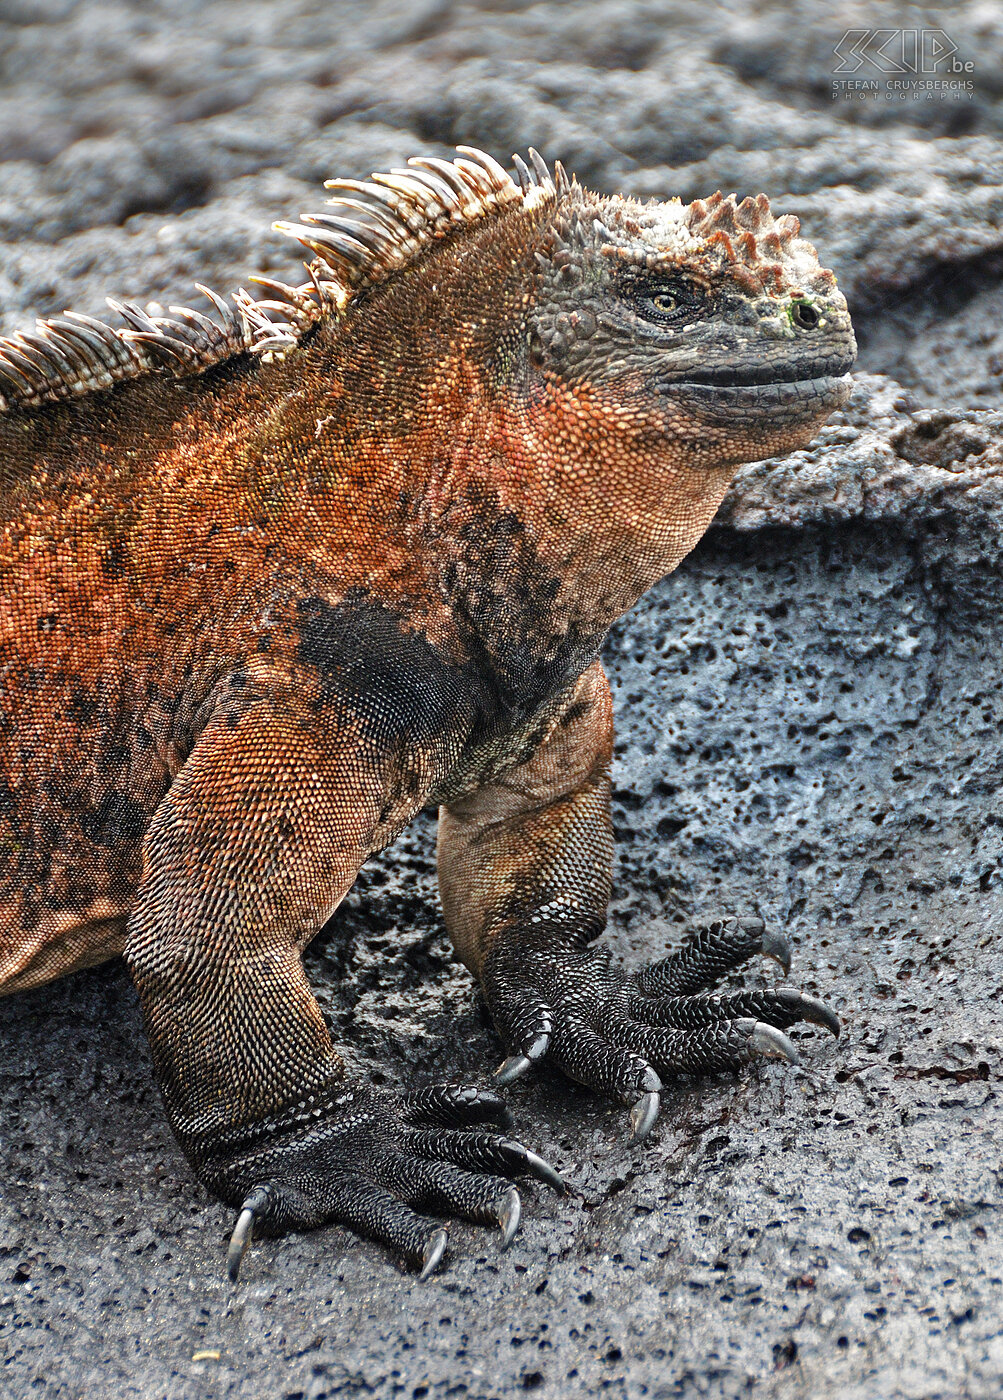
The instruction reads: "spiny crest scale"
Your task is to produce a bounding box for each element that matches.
[0,146,563,416]
[274,146,549,308]
[684,190,835,296]
[0,289,255,414]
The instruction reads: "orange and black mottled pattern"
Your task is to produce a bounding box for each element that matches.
[0,149,854,1276]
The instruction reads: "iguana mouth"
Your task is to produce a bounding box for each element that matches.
[676,353,856,390]
[669,367,855,420]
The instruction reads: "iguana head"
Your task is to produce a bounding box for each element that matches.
[526,173,855,466]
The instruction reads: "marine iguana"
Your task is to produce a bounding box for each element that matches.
[0,147,854,1280]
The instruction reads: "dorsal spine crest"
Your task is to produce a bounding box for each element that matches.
[0,146,562,416]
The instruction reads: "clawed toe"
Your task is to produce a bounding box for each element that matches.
[636,915,783,998]
[629,1089,660,1142]
[629,986,840,1041]
[218,1084,562,1283]
[747,1020,800,1065]
[419,1227,449,1281]
[402,1082,512,1128]
[409,1124,565,1193]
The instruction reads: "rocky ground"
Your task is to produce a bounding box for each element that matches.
[2,1,1003,1397]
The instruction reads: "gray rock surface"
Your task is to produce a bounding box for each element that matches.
[1,3,1002,1398]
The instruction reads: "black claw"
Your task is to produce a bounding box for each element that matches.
[226,1185,269,1282]
[521,1147,566,1193]
[495,1054,531,1085]
[798,994,841,1037]
[629,1090,660,1142]
[226,1185,272,1283]
[227,1206,255,1283]
[760,927,792,976]
[495,1033,549,1084]
[748,1021,800,1065]
[419,1227,448,1281]
[498,1187,521,1249]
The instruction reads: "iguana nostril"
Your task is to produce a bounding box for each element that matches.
[791,299,821,330]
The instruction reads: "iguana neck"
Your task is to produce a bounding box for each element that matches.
[235,319,733,696]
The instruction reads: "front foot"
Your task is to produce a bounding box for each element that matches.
[483,915,839,1139]
[200,1082,564,1282]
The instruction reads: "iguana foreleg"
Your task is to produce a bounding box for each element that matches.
[437,661,839,1137]
[125,684,560,1279]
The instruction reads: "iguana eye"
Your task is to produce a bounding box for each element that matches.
[634,281,695,324]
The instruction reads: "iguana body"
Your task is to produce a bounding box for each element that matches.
[0,148,854,1277]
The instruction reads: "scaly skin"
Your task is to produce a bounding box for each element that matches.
[0,148,854,1278]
